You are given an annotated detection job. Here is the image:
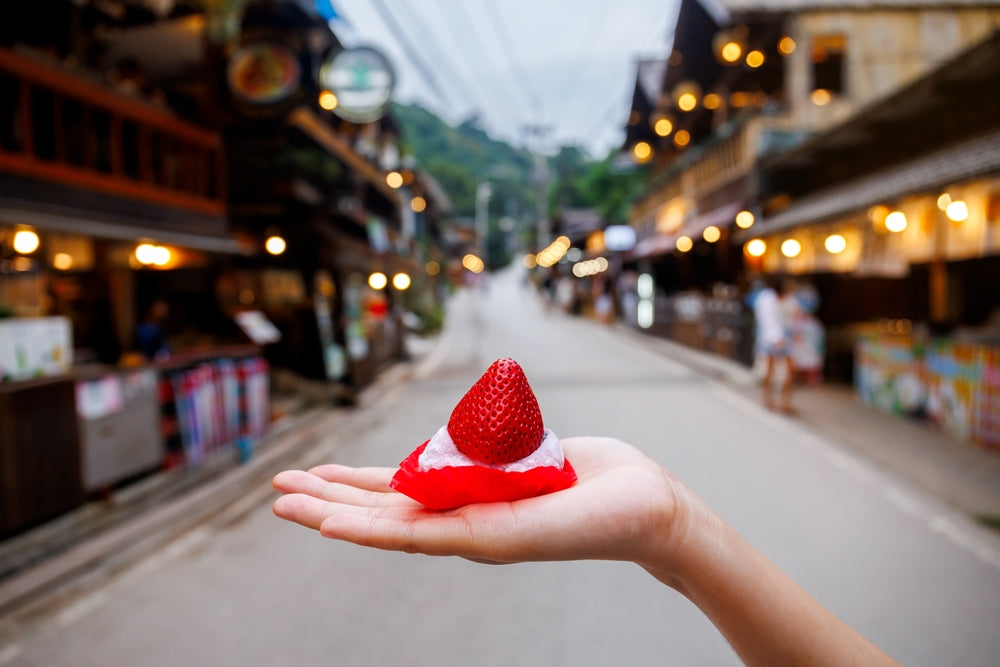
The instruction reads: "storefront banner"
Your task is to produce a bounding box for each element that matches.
[924,340,982,442]
[855,335,924,415]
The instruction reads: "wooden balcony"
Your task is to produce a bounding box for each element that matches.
[0,47,224,219]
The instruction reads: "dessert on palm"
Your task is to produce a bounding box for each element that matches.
[390,358,577,509]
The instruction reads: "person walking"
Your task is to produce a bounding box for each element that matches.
[750,278,794,413]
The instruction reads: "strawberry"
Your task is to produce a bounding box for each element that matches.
[447,358,545,464]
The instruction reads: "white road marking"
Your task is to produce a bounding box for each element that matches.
[705,376,1000,574]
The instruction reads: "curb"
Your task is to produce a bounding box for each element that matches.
[0,345,435,623]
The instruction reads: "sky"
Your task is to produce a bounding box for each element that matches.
[331,0,679,158]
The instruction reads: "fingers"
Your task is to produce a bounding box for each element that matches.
[318,506,500,560]
[272,469,419,509]
[272,494,476,557]
[272,490,521,561]
[307,464,396,492]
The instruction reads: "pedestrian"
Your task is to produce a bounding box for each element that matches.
[749,277,794,414]
[272,436,900,666]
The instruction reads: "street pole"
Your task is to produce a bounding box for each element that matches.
[521,124,552,248]
[476,182,492,264]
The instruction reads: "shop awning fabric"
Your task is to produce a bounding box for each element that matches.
[0,198,248,254]
[628,201,745,260]
[744,128,1000,239]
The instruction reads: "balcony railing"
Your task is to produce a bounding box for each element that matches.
[0,47,224,217]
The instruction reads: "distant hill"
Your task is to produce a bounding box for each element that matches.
[390,102,645,254]
[390,102,536,220]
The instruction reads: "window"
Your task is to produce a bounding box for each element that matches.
[811,34,846,97]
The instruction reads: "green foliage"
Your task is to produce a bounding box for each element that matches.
[390,102,535,218]
[548,149,646,224]
[391,103,645,257]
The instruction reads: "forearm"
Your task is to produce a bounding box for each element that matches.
[641,494,899,667]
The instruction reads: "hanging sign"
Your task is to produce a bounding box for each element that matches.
[319,46,395,123]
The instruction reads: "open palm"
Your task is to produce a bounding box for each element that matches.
[272,436,680,566]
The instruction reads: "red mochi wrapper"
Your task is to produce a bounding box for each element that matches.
[390,441,577,510]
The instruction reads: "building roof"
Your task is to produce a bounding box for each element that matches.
[708,0,1000,18]
[751,128,1000,234]
[746,29,1000,235]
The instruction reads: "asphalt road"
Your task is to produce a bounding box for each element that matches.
[4,269,1000,666]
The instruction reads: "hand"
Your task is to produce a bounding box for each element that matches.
[272,437,685,568]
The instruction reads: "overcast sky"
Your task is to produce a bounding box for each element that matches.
[332,0,678,158]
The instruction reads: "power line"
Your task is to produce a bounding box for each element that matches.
[437,0,527,126]
[388,0,482,111]
[368,0,452,105]
[482,0,541,118]
[574,16,674,152]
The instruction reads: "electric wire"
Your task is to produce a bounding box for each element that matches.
[368,0,453,105]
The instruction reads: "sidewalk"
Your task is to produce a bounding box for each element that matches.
[0,348,430,622]
[623,326,1000,520]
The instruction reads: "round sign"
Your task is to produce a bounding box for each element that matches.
[227,41,302,105]
[319,46,395,123]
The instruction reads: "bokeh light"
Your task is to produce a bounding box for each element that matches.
[12,229,40,254]
[368,272,388,290]
[780,239,801,258]
[318,90,338,110]
[392,272,411,290]
[885,211,907,232]
[735,210,755,229]
[824,234,847,254]
[462,254,485,273]
[745,239,767,257]
[946,200,968,222]
[265,235,286,255]
[385,171,403,188]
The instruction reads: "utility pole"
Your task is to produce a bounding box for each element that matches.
[475,181,492,264]
[521,123,552,248]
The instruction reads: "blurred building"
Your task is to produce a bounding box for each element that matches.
[0,0,452,536]
[621,0,1000,447]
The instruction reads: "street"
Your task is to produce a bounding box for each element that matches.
[4,269,1000,666]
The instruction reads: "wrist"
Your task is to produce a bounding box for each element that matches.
[635,470,720,594]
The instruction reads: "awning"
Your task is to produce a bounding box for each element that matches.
[0,201,248,254]
[685,201,744,236]
[741,128,1000,238]
[287,107,402,206]
[627,200,745,260]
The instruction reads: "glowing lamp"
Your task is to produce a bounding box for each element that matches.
[945,200,968,222]
[265,235,287,255]
[318,90,338,110]
[885,211,907,233]
[745,239,767,257]
[780,239,802,258]
[735,210,755,229]
[632,141,653,162]
[392,272,411,290]
[385,171,404,189]
[824,234,847,254]
[12,229,40,254]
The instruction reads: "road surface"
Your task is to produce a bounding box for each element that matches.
[3,269,1000,666]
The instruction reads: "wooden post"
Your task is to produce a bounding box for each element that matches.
[930,259,948,323]
[19,81,33,156]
